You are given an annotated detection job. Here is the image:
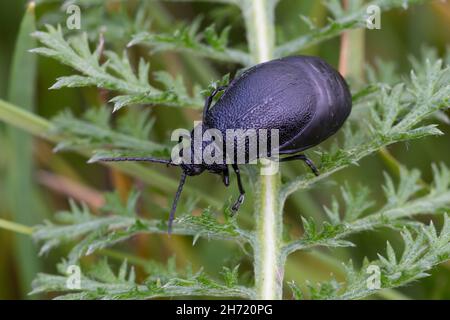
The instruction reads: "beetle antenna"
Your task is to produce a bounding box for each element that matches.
[168,172,187,234]
[90,157,178,166]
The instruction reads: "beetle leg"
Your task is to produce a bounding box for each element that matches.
[281,154,320,176]
[231,164,245,215]
[168,172,187,234]
[223,166,230,187]
[202,85,228,122]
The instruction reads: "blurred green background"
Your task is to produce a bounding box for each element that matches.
[0,0,449,300]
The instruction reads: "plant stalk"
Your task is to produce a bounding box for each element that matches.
[242,0,283,300]
[0,218,34,236]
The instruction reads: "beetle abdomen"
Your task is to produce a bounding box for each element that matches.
[205,55,352,156]
[278,56,352,153]
[206,58,317,143]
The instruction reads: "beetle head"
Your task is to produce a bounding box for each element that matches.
[180,163,206,176]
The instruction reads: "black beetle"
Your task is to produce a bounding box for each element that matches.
[95,55,352,232]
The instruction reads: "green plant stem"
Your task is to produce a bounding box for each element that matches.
[378,147,401,177]
[241,0,283,300]
[0,99,51,139]
[0,218,33,235]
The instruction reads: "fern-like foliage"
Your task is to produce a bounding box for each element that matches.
[51,108,168,155]
[32,191,253,299]
[32,164,450,299]
[33,191,252,264]
[283,164,450,256]
[31,25,204,111]
[129,18,252,65]
[27,0,450,300]
[276,0,427,57]
[31,259,253,299]
[290,216,450,299]
[38,0,152,48]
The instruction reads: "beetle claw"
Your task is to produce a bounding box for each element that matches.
[231,194,245,215]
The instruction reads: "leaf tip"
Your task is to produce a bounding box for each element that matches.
[112,105,122,113]
[87,158,98,164]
